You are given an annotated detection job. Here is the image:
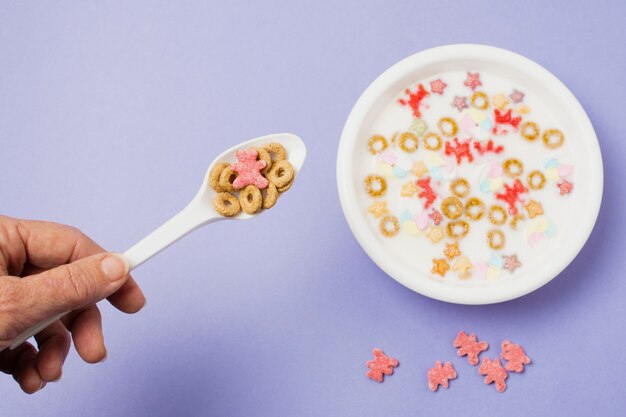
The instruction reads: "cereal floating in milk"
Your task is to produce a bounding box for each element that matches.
[362,71,574,280]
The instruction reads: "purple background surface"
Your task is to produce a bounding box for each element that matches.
[1,1,625,416]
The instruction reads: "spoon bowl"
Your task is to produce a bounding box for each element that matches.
[194,133,307,221]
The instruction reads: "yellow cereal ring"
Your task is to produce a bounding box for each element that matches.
[364,175,387,197]
[262,182,279,209]
[488,205,508,225]
[218,166,238,192]
[239,185,262,214]
[450,178,470,198]
[267,160,295,188]
[254,147,272,174]
[464,197,485,221]
[263,142,287,162]
[423,132,443,151]
[543,129,565,149]
[520,121,540,141]
[441,196,464,220]
[213,192,241,217]
[398,132,419,153]
[471,91,489,110]
[527,170,546,190]
[277,176,294,193]
[487,229,506,250]
[379,215,400,237]
[446,220,470,240]
[209,162,230,192]
[503,158,524,178]
[438,117,458,137]
[368,135,388,154]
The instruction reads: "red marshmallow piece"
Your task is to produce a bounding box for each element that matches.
[428,361,457,392]
[398,84,430,118]
[429,209,443,225]
[416,177,437,209]
[479,358,508,392]
[444,138,474,165]
[557,180,573,195]
[501,340,531,373]
[495,179,528,215]
[453,330,489,365]
[366,348,399,382]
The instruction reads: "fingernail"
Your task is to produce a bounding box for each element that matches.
[101,254,130,281]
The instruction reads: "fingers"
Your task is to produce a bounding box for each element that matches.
[13,218,147,315]
[34,320,70,382]
[107,276,146,313]
[67,306,107,363]
[0,321,69,394]
[22,263,146,315]
[16,253,129,326]
[12,218,103,269]
[0,342,43,394]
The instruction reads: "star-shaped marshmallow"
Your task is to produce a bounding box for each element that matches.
[444,242,461,259]
[557,180,573,195]
[231,149,269,190]
[509,89,525,103]
[430,79,448,95]
[429,209,443,225]
[451,96,469,112]
[463,72,482,90]
[503,255,522,272]
[524,200,544,218]
[432,258,450,277]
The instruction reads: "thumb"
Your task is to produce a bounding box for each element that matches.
[23,253,130,321]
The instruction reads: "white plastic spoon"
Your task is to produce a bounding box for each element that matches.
[8,133,306,350]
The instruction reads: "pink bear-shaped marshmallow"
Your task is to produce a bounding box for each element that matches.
[365,348,399,382]
[231,149,268,190]
[428,361,457,391]
[501,340,531,373]
[479,358,508,393]
[453,330,489,365]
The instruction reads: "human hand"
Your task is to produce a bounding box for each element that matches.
[0,216,145,393]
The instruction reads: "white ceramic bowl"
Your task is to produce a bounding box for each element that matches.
[336,44,603,304]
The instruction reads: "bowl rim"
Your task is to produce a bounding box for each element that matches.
[336,43,604,305]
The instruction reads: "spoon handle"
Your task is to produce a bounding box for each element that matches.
[7,201,219,350]
[124,200,216,269]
